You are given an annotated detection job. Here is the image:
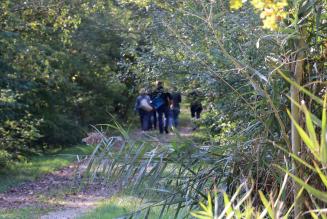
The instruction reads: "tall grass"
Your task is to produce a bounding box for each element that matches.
[86,92,327,218]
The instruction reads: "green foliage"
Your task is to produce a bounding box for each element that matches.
[191,91,327,218]
[0,0,326,217]
[200,110,237,145]
[0,150,11,168]
[0,0,140,163]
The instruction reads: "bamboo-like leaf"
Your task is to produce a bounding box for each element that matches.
[277,166,327,202]
[321,94,327,163]
[234,183,254,210]
[302,104,320,150]
[218,183,245,219]
[283,186,304,219]
[274,172,288,208]
[287,109,318,158]
[243,202,254,219]
[308,211,319,219]
[207,192,213,215]
[277,69,323,105]
[233,207,242,219]
[273,143,315,171]
[314,162,327,189]
[190,211,212,219]
[199,201,209,213]
[214,190,218,219]
[287,95,322,127]
[259,191,274,219]
[223,192,233,217]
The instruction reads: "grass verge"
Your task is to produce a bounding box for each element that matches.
[79,192,189,219]
[0,144,94,193]
[0,206,52,219]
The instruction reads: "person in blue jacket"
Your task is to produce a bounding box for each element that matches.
[152,81,172,134]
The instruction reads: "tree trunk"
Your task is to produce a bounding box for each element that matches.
[291,37,305,218]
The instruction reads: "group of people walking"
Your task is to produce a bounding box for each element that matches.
[135,81,203,134]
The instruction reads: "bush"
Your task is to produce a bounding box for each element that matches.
[0,150,11,169]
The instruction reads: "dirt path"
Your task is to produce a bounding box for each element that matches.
[0,114,194,219]
[0,160,117,219]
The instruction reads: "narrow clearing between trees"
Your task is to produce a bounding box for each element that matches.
[0,115,194,219]
[0,159,117,219]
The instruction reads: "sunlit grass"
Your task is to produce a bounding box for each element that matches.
[0,206,51,219]
[0,145,94,192]
[80,193,188,219]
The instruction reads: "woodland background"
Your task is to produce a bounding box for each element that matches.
[0,0,326,218]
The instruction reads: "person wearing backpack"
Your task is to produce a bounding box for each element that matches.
[134,88,152,132]
[152,81,172,134]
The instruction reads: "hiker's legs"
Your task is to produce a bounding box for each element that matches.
[143,112,150,131]
[148,113,152,129]
[157,107,164,133]
[148,111,154,130]
[152,110,157,129]
[172,108,180,127]
[164,107,170,133]
[196,107,203,119]
[140,110,149,131]
[139,111,144,129]
[168,109,173,129]
[190,106,196,118]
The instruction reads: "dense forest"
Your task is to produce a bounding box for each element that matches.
[0,0,326,218]
[0,1,138,157]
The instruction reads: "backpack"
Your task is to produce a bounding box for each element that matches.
[152,94,165,109]
[140,97,153,112]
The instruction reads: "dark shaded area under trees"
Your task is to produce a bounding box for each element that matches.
[0,1,144,163]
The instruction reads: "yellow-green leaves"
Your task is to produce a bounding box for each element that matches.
[190,181,294,218]
[120,0,152,7]
[223,192,233,218]
[230,0,243,10]
[229,0,288,30]
[287,95,327,164]
[190,192,214,219]
[321,95,327,161]
[251,0,288,30]
[259,191,274,218]
[277,166,327,203]
[29,22,39,30]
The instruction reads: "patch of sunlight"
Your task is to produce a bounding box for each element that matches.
[0,207,49,219]
[80,194,187,219]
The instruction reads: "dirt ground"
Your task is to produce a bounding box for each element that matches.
[0,160,118,219]
[0,114,194,219]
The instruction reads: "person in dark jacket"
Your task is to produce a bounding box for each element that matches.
[171,89,182,128]
[189,90,203,119]
[152,81,172,134]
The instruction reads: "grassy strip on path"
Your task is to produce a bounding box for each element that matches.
[0,206,47,219]
[0,144,95,219]
[0,145,94,193]
[79,193,189,219]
